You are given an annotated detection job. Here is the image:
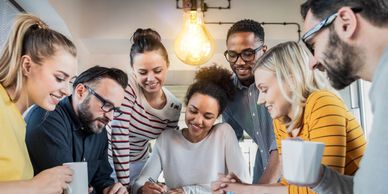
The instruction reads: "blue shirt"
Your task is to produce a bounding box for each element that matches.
[25,96,114,194]
[222,74,276,181]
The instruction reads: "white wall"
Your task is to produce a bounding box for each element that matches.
[16,0,305,77]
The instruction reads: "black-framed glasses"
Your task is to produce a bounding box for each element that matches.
[224,45,264,64]
[301,7,362,54]
[83,84,123,118]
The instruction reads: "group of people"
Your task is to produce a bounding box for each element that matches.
[1,0,388,194]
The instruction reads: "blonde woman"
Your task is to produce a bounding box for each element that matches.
[0,14,77,193]
[212,41,366,194]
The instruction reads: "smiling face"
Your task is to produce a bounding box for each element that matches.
[132,50,168,95]
[25,49,77,111]
[254,68,291,119]
[184,93,219,142]
[303,10,363,89]
[226,32,264,86]
[77,78,125,134]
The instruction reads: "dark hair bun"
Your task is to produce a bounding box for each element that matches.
[132,28,161,43]
[129,28,169,67]
[195,65,235,101]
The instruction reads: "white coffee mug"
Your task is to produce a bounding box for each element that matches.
[281,139,325,185]
[63,162,88,194]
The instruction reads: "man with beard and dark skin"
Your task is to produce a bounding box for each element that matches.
[25,66,129,194]
[297,0,388,193]
[221,19,281,184]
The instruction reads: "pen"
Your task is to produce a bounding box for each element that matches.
[148,177,157,183]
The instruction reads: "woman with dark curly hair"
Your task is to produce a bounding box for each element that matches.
[132,65,250,194]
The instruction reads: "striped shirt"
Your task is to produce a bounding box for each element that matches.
[109,73,182,186]
[274,90,366,194]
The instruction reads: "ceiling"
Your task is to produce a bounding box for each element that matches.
[15,0,305,85]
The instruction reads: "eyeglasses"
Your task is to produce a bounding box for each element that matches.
[83,84,123,118]
[301,7,362,54]
[224,45,264,64]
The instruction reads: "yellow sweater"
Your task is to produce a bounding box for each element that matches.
[0,84,33,181]
[274,90,366,194]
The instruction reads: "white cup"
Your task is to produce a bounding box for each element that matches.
[63,162,88,194]
[281,139,325,185]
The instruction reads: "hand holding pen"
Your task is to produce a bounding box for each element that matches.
[141,177,168,194]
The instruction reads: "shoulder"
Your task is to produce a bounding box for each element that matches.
[25,101,69,132]
[25,105,51,127]
[159,128,179,140]
[125,71,140,97]
[24,105,46,121]
[212,123,235,136]
[124,81,137,98]
[0,87,8,108]
[306,90,341,103]
[154,87,182,118]
[249,83,257,92]
[273,119,284,132]
[163,87,182,107]
[305,90,346,113]
[156,129,181,146]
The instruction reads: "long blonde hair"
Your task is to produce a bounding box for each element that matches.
[0,14,77,101]
[253,41,334,133]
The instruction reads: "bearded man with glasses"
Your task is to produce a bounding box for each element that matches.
[299,0,388,193]
[25,66,129,194]
[221,19,281,184]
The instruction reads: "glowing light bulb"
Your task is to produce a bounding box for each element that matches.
[174,10,216,66]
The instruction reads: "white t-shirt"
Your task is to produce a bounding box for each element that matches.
[133,123,250,194]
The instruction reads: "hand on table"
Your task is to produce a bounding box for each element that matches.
[141,181,168,194]
[212,172,243,193]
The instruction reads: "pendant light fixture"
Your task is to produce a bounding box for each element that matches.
[174,0,216,66]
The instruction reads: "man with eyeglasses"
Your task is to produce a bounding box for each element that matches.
[222,19,280,184]
[299,0,388,193]
[25,66,129,194]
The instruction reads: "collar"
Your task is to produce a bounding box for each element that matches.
[231,74,250,90]
[0,84,11,103]
[371,47,388,83]
[60,96,85,132]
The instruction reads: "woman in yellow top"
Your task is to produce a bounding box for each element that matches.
[0,14,77,193]
[212,41,366,194]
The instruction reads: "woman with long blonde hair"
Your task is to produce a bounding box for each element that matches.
[0,14,77,194]
[212,41,366,194]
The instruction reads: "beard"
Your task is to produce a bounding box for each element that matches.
[231,63,255,86]
[78,95,108,134]
[321,28,364,90]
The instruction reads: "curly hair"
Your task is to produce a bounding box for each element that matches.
[185,65,235,115]
[226,19,265,43]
